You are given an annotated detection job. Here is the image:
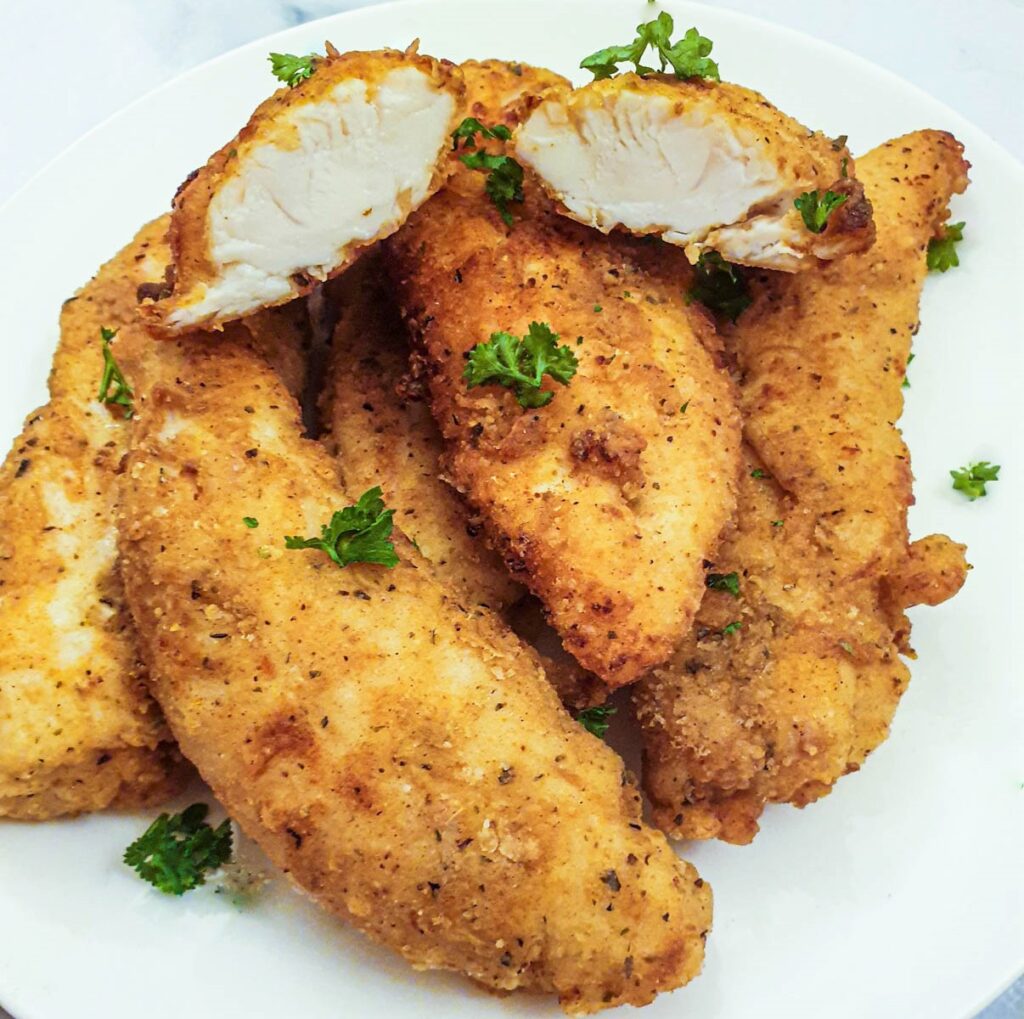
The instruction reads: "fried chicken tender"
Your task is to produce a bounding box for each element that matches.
[388,61,741,687]
[0,217,309,821]
[635,131,970,843]
[150,45,464,333]
[515,75,875,271]
[116,329,711,1013]
[320,251,521,611]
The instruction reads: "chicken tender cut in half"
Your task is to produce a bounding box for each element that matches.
[635,131,970,844]
[515,74,875,271]
[389,61,742,687]
[0,216,309,821]
[148,45,465,333]
[117,329,712,1013]
[320,251,521,612]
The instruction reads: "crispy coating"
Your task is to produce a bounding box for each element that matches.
[116,329,711,1013]
[515,74,874,271]
[0,217,310,821]
[388,61,742,687]
[635,131,970,843]
[320,251,521,611]
[0,220,183,819]
[150,45,465,332]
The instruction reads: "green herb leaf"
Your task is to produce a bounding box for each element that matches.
[576,704,617,739]
[268,52,316,87]
[123,803,232,896]
[98,327,134,418]
[581,13,720,81]
[721,621,742,636]
[750,468,766,479]
[794,190,848,233]
[771,519,783,528]
[685,251,751,322]
[451,117,512,150]
[242,517,259,529]
[839,640,854,654]
[706,571,740,597]
[285,486,399,568]
[927,221,965,272]
[459,149,524,226]
[464,322,578,408]
[902,352,915,389]
[950,461,1000,501]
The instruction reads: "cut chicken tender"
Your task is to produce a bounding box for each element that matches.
[389,62,742,687]
[150,45,465,332]
[515,74,875,271]
[635,131,970,843]
[116,330,712,1013]
[0,216,309,821]
[320,252,521,611]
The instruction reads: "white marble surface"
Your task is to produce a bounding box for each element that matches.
[0,1,1020,1016]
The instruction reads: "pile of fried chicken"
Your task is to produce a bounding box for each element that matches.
[0,24,969,1014]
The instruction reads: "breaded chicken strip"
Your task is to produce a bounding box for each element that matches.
[0,217,309,821]
[320,252,521,611]
[116,331,711,1013]
[149,45,464,333]
[389,62,741,687]
[515,75,874,271]
[0,221,183,820]
[635,131,970,843]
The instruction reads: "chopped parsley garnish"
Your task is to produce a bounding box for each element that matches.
[721,621,742,636]
[794,190,848,233]
[902,352,915,389]
[268,52,316,87]
[750,468,766,479]
[685,251,751,322]
[123,803,232,896]
[706,571,740,597]
[950,461,1000,501]
[451,117,511,149]
[451,118,522,226]
[98,327,134,418]
[464,322,578,408]
[285,486,399,568]
[242,517,259,529]
[927,221,965,272]
[581,13,720,81]
[839,640,854,654]
[576,704,617,739]
[771,519,783,527]
[680,401,690,414]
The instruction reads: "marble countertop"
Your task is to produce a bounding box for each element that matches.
[0,1,1020,1016]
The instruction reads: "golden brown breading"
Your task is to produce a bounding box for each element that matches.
[388,61,742,687]
[0,217,310,821]
[635,131,970,843]
[149,45,465,333]
[116,328,711,1013]
[320,251,521,611]
[515,74,874,271]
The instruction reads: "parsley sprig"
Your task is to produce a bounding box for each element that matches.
[686,251,751,322]
[581,13,720,81]
[464,322,578,408]
[927,221,965,272]
[576,704,617,739]
[451,118,523,226]
[706,571,740,597]
[98,326,134,419]
[950,461,1000,501]
[269,52,317,87]
[794,190,848,233]
[123,803,232,896]
[285,486,399,568]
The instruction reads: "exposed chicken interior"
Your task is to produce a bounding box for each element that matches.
[515,74,874,271]
[151,46,464,332]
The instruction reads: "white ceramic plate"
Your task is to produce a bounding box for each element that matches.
[1,2,1021,1017]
